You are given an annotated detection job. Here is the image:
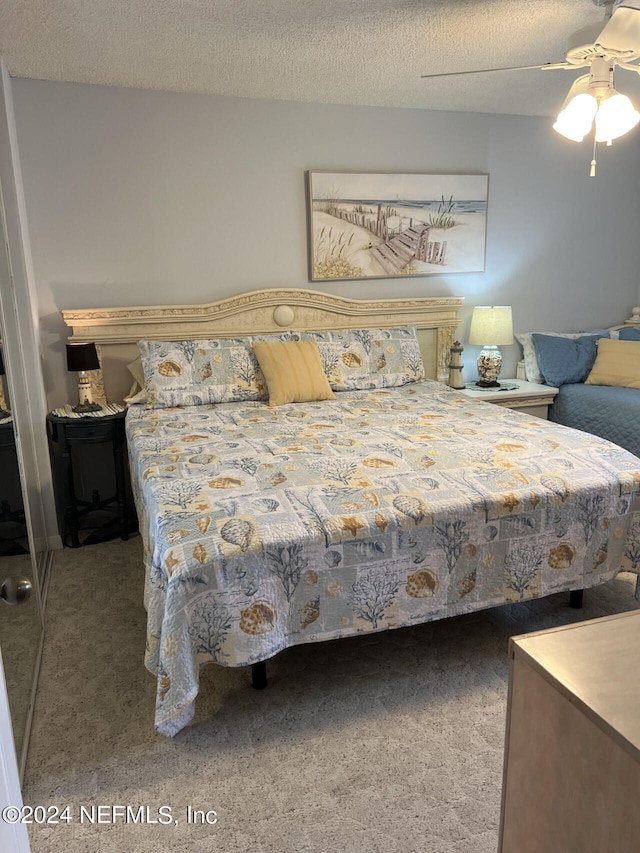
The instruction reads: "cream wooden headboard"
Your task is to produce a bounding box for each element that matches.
[62,287,464,404]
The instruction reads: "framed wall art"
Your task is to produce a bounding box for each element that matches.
[307,171,488,281]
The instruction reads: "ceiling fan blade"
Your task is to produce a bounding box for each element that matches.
[597,1,640,54]
[421,62,570,79]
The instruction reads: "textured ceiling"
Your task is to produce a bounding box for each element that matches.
[2,0,640,117]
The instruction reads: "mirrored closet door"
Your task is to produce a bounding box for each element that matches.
[0,302,45,782]
[0,198,47,780]
[0,67,51,777]
[0,442,42,780]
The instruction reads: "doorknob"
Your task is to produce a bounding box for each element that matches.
[0,577,32,605]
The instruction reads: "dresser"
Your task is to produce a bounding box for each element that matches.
[499,610,640,853]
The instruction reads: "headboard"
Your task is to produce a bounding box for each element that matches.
[610,306,640,331]
[62,287,464,404]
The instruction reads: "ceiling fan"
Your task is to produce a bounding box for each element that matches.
[421,0,640,173]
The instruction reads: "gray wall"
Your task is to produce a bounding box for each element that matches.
[10,79,640,408]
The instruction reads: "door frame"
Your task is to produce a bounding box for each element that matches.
[0,648,31,853]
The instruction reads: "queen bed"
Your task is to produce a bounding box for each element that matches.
[63,289,640,736]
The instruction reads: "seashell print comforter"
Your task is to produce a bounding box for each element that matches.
[126,380,640,736]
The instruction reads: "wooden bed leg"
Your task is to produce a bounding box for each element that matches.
[251,661,268,690]
[569,589,583,609]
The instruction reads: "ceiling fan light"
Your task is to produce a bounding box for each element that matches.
[553,92,598,142]
[594,92,640,141]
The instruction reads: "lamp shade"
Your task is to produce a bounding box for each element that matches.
[553,75,596,142]
[66,342,100,373]
[468,306,513,346]
[553,63,640,144]
[595,92,640,142]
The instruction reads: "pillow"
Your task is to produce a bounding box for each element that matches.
[300,326,425,390]
[532,334,601,387]
[585,338,640,389]
[251,340,335,407]
[124,387,149,407]
[124,356,149,404]
[619,327,640,341]
[127,356,145,390]
[138,333,301,408]
[516,330,611,384]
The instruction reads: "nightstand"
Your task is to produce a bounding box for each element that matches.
[0,419,28,553]
[46,409,130,548]
[458,379,559,419]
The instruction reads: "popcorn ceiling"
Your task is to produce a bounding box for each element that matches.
[0,0,613,116]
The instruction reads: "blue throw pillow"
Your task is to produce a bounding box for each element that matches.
[619,328,640,341]
[531,334,602,387]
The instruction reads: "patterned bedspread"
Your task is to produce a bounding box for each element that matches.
[126,380,640,735]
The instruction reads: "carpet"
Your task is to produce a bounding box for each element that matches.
[22,536,640,853]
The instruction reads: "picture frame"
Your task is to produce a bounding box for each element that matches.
[307,170,488,281]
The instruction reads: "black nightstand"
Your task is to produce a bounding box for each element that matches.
[46,409,130,548]
[0,419,28,555]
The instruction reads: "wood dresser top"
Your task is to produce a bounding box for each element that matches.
[510,610,640,759]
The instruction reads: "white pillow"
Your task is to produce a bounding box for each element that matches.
[127,357,145,390]
[516,330,618,384]
[124,357,149,405]
[124,386,149,407]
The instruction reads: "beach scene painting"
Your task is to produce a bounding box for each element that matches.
[307,171,488,281]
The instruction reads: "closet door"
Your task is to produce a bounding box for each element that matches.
[0,185,44,781]
[0,60,50,783]
[0,648,32,853]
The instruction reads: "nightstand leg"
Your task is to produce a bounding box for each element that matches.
[569,589,583,609]
[113,438,128,541]
[63,445,80,548]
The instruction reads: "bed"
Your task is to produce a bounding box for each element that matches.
[63,289,640,736]
[517,309,640,458]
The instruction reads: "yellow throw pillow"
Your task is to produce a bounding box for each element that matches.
[251,340,335,407]
[585,338,640,389]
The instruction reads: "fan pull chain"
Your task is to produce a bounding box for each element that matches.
[590,136,597,177]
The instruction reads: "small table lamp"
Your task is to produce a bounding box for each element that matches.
[0,348,10,419]
[468,306,513,388]
[66,342,102,413]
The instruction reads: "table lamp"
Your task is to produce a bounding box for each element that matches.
[468,306,513,388]
[66,342,102,413]
[0,348,10,419]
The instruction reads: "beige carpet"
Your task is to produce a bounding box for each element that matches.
[23,536,640,853]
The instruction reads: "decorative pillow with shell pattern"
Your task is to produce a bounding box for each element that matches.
[300,326,425,391]
[138,333,301,407]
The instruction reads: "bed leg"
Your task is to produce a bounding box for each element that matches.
[569,589,583,609]
[251,661,268,690]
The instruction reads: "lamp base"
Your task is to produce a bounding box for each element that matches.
[72,401,102,414]
[476,345,503,388]
[475,380,502,389]
[74,372,102,413]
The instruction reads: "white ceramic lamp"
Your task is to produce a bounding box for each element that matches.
[468,306,513,388]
